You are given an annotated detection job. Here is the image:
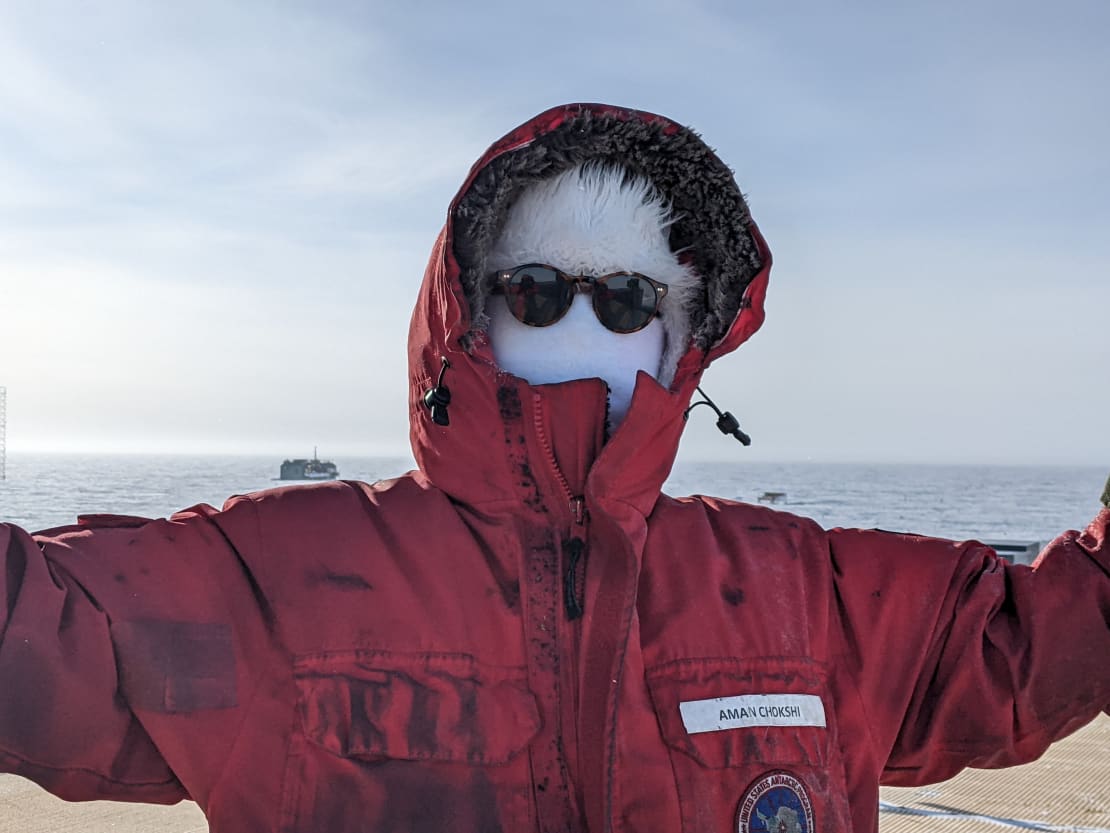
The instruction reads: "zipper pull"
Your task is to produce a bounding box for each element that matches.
[570,496,586,525]
[563,538,585,619]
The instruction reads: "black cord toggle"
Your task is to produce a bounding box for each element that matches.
[683,386,752,446]
[423,357,452,426]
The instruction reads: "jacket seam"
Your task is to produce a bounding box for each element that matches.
[603,555,641,833]
[290,647,527,672]
[644,655,829,675]
[0,746,181,789]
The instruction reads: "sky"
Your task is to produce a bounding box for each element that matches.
[1,0,1107,465]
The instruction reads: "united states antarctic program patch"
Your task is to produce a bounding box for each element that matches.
[736,771,814,833]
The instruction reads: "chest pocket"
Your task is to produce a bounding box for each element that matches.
[281,650,541,833]
[646,657,852,833]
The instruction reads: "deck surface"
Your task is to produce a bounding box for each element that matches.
[1,715,1107,831]
[879,713,1110,832]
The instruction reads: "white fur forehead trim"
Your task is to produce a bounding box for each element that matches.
[488,165,681,276]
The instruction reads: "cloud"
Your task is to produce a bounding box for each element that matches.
[0,28,132,158]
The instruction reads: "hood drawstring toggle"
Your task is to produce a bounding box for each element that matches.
[423,357,453,427]
[684,386,752,446]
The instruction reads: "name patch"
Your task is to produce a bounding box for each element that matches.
[680,694,826,734]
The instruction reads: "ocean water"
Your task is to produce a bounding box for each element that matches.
[1,453,1105,545]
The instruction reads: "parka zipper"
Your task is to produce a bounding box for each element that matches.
[531,391,591,824]
[531,393,589,619]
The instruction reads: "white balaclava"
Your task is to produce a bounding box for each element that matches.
[485,164,698,428]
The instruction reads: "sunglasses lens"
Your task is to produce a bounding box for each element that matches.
[505,266,572,326]
[593,274,660,333]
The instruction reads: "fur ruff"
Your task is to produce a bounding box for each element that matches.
[453,108,762,371]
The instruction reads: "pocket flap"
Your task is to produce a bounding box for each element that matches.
[295,651,541,765]
[646,657,830,769]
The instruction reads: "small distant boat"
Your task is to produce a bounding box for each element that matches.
[757,491,787,504]
[280,447,339,481]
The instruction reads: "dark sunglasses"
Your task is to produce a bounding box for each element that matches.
[491,264,669,334]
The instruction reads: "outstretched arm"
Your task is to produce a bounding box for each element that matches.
[0,505,269,808]
[831,476,1110,787]
[0,521,186,803]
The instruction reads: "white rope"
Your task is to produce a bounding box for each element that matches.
[879,801,1110,832]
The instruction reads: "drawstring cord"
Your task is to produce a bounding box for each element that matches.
[684,386,752,446]
[423,357,452,426]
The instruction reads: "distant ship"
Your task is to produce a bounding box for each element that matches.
[280,447,339,481]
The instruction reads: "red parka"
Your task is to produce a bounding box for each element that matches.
[2,104,1109,833]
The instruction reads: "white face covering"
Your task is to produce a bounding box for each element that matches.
[488,291,665,427]
[485,164,697,428]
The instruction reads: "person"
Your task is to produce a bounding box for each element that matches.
[1,102,1107,833]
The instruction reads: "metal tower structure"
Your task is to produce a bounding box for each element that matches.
[0,386,6,481]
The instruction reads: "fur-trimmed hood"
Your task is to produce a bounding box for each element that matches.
[453,105,763,354]
[407,103,772,509]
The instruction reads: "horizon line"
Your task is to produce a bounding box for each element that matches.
[2,447,1103,470]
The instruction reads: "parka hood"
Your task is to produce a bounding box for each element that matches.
[407,103,772,510]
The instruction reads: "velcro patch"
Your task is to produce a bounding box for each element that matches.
[111,620,237,713]
[680,694,826,734]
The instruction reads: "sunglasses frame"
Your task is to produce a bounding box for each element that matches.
[492,263,669,334]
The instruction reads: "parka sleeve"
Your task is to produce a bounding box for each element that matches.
[828,507,1110,787]
[0,504,270,806]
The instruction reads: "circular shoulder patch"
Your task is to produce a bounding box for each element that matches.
[736,771,814,833]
